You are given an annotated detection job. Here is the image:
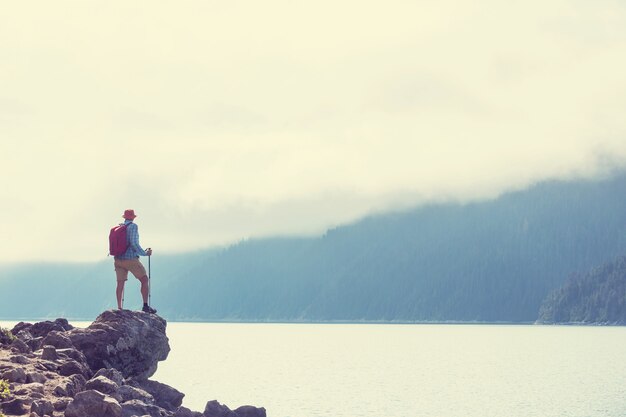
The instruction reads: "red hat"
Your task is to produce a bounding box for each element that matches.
[123,209,137,220]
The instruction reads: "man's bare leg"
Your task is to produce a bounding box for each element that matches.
[139,275,157,313]
[116,280,126,310]
[139,275,149,304]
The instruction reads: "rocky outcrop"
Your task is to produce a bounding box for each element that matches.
[12,319,73,340]
[10,319,74,355]
[67,310,170,380]
[1,310,266,417]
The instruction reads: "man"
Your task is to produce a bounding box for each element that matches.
[114,209,157,314]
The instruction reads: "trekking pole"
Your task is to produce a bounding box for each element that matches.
[148,253,151,307]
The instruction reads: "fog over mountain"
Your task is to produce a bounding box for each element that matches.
[2,2,626,262]
[2,172,626,322]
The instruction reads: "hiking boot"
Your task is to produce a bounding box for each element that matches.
[142,304,157,314]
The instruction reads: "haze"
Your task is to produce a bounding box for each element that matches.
[1,1,626,262]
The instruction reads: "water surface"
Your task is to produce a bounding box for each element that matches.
[153,323,626,417]
[3,320,624,416]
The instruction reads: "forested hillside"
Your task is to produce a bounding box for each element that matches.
[2,173,626,322]
[155,174,626,322]
[537,255,626,324]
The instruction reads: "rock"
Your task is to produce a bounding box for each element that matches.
[119,385,155,404]
[203,400,237,417]
[59,359,91,378]
[2,312,265,417]
[29,391,45,400]
[12,318,72,336]
[202,402,266,417]
[233,405,267,417]
[27,336,44,352]
[41,345,59,361]
[120,399,166,417]
[130,379,184,411]
[53,397,72,411]
[64,389,122,417]
[0,396,30,415]
[53,384,68,397]
[67,310,170,380]
[14,383,45,396]
[11,338,32,354]
[10,354,30,364]
[54,373,87,397]
[1,366,27,383]
[94,367,125,386]
[41,330,73,349]
[35,361,58,372]
[11,321,33,335]
[53,318,74,331]
[0,330,12,346]
[31,399,54,416]
[29,320,67,338]
[26,371,47,384]
[85,375,121,400]
[57,347,88,364]
[15,330,43,352]
[175,406,204,417]
[65,374,87,396]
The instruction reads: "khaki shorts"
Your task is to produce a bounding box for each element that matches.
[114,258,147,282]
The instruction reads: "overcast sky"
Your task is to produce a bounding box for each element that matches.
[1,1,626,263]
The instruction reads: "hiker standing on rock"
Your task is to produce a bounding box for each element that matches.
[110,209,157,314]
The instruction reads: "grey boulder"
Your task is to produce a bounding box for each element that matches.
[203,400,237,417]
[1,366,27,383]
[120,399,166,417]
[129,379,184,411]
[174,406,203,417]
[85,375,121,400]
[94,367,125,386]
[41,330,73,349]
[233,405,267,417]
[67,310,170,380]
[119,385,155,404]
[30,399,54,416]
[41,345,59,361]
[64,389,122,417]
[203,401,267,417]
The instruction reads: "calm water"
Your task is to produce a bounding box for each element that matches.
[3,320,626,416]
[152,323,626,417]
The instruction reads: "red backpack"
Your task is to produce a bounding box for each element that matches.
[109,224,129,256]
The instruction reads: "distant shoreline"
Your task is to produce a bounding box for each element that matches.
[5,317,620,326]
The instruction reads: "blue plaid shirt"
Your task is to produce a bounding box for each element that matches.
[115,220,147,259]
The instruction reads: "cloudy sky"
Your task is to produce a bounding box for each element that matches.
[1,1,626,262]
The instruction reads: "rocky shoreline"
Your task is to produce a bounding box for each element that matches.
[0,310,266,417]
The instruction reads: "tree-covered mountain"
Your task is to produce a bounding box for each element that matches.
[155,174,626,322]
[2,173,626,322]
[537,255,626,324]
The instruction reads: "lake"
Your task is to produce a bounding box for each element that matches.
[153,323,626,417]
[2,320,626,416]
